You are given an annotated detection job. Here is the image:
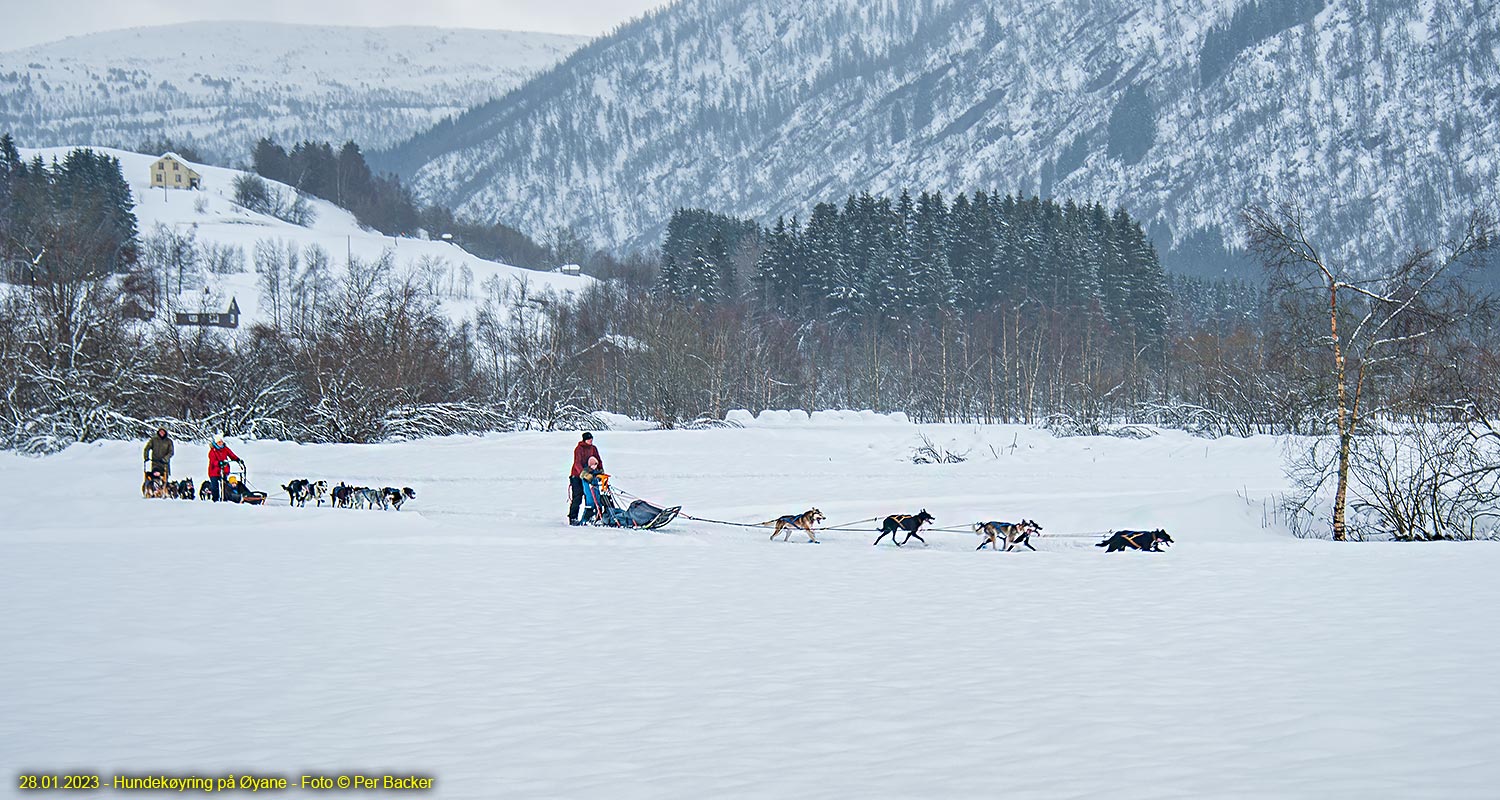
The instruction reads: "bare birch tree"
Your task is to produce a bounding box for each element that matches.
[1245,203,1492,540]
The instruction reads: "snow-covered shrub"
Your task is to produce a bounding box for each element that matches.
[681,416,741,430]
[382,402,516,441]
[910,433,968,464]
[233,174,314,227]
[1282,424,1500,541]
[1040,413,1157,440]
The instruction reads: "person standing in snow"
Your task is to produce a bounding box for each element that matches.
[568,432,603,525]
[207,434,243,503]
[143,427,174,480]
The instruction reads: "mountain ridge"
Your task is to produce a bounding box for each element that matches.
[0,22,589,163]
[381,0,1500,272]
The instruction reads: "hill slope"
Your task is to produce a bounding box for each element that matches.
[0,22,587,162]
[21,146,589,327]
[383,0,1500,269]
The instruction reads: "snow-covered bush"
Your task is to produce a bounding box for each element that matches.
[232,174,314,227]
[910,433,968,464]
[1283,424,1500,541]
[383,402,516,441]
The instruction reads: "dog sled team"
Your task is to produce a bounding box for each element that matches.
[761,507,1168,552]
[141,428,414,511]
[143,427,1169,550]
[141,430,262,504]
[565,433,1170,551]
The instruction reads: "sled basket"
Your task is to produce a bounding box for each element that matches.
[225,463,267,505]
[580,474,678,530]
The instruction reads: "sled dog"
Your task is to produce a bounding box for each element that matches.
[874,510,935,547]
[1097,529,1173,552]
[974,519,1043,551]
[765,508,825,543]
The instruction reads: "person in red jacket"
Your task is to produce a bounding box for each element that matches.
[568,432,602,525]
[207,433,243,502]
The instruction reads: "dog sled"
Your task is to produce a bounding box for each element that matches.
[578,473,680,530]
[221,463,268,505]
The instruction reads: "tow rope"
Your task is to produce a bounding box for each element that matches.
[612,483,1110,539]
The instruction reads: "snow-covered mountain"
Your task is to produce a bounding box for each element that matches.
[20,146,589,327]
[0,23,587,162]
[383,0,1500,269]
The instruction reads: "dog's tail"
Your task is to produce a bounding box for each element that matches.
[1095,540,1108,547]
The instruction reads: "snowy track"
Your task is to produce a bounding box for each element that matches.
[4,424,1498,798]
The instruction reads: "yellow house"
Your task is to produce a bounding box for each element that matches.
[149,153,201,190]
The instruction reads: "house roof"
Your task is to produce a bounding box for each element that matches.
[154,153,200,172]
[227,297,240,315]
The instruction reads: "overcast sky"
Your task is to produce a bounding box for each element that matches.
[0,0,672,52]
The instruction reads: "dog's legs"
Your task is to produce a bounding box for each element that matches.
[873,530,892,546]
[770,523,784,541]
[1023,538,1037,551]
[904,531,926,547]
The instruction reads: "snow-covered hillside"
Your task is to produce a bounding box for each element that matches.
[0,23,587,161]
[385,0,1499,270]
[21,146,589,326]
[4,422,1499,797]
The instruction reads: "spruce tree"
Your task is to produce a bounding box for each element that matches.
[754,216,793,306]
[252,138,290,184]
[913,191,955,309]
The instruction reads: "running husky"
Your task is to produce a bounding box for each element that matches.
[974,519,1043,551]
[764,508,825,543]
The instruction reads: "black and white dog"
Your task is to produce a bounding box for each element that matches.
[283,479,313,507]
[381,487,417,511]
[283,479,330,508]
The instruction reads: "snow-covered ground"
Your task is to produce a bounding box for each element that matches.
[19,146,590,327]
[4,421,1499,798]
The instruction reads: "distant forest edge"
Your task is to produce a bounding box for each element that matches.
[2,133,1279,456]
[658,194,1170,352]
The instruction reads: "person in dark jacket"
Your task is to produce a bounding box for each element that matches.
[207,433,243,502]
[568,432,603,525]
[143,427,174,480]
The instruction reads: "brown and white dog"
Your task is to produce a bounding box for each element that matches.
[765,508,826,543]
[974,519,1044,551]
[141,471,168,499]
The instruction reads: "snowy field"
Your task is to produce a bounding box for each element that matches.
[4,421,1499,798]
